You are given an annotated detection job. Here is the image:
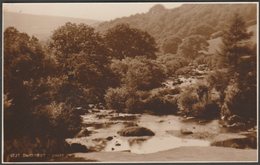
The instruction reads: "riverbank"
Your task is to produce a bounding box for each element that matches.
[64,109,257,162]
[74,146,257,162]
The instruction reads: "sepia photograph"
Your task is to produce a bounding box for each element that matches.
[1,1,258,163]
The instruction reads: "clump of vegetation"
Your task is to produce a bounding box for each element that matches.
[221,81,256,120]
[104,23,158,59]
[105,56,168,114]
[157,54,189,76]
[177,83,220,119]
[144,88,179,115]
[216,14,256,121]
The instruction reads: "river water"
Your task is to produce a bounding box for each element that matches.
[67,110,214,154]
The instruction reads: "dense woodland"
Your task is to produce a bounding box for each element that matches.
[3,4,257,161]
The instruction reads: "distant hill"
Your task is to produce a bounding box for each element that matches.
[3,12,100,41]
[97,4,257,47]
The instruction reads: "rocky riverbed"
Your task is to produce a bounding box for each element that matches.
[66,108,257,161]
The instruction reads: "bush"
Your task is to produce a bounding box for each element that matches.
[105,87,147,113]
[40,102,82,138]
[110,57,166,90]
[105,87,129,112]
[144,88,179,115]
[105,87,179,115]
[221,82,256,120]
[157,54,189,76]
[177,83,220,119]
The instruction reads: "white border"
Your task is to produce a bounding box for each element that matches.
[1,1,259,164]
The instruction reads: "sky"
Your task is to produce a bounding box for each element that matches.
[3,3,183,21]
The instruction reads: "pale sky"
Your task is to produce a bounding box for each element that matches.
[3,3,183,21]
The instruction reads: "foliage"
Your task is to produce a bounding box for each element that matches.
[4,27,83,160]
[206,70,230,100]
[144,88,179,115]
[157,54,189,76]
[177,35,209,59]
[177,83,220,119]
[105,87,130,112]
[105,87,179,114]
[42,102,82,138]
[98,4,256,47]
[4,27,55,138]
[221,81,256,120]
[49,22,112,104]
[216,14,256,121]
[50,22,107,57]
[162,36,182,54]
[104,23,158,59]
[189,23,215,39]
[218,13,253,68]
[110,57,166,90]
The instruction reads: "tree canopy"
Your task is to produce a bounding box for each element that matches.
[219,13,253,68]
[177,35,209,59]
[104,23,158,59]
[162,36,182,54]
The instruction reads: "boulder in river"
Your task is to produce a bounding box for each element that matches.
[69,143,88,153]
[118,126,155,137]
[106,136,113,141]
[180,128,193,135]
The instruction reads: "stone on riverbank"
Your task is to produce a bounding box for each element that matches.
[118,126,155,137]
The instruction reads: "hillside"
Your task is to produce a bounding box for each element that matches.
[207,24,257,54]
[3,12,100,41]
[97,4,257,47]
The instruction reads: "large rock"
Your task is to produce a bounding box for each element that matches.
[69,143,88,153]
[180,128,193,135]
[118,126,155,137]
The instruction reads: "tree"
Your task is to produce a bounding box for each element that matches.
[110,57,166,90]
[189,23,215,39]
[216,14,256,121]
[49,22,109,73]
[49,22,112,104]
[4,27,84,161]
[4,27,57,139]
[177,35,209,59]
[162,36,182,54]
[4,27,53,115]
[219,13,253,69]
[104,23,158,59]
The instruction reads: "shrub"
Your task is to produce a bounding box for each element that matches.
[177,83,220,119]
[157,54,189,76]
[221,82,256,120]
[105,87,180,115]
[110,57,166,90]
[42,102,82,138]
[144,88,179,115]
[105,87,129,112]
